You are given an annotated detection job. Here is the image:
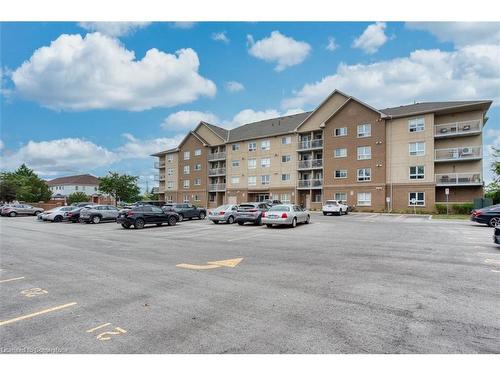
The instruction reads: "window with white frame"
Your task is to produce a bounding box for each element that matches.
[248,142,257,151]
[184,151,190,160]
[281,173,291,181]
[248,158,256,169]
[409,117,425,132]
[335,192,347,202]
[357,168,371,182]
[334,127,347,137]
[231,176,240,184]
[409,142,426,156]
[409,166,425,180]
[167,168,174,176]
[167,195,173,203]
[194,178,201,186]
[183,165,190,174]
[281,136,291,145]
[261,140,270,150]
[335,148,347,158]
[357,123,371,138]
[261,175,270,185]
[167,181,173,189]
[183,195,189,203]
[261,158,271,168]
[167,154,174,162]
[232,160,240,168]
[194,149,202,156]
[334,170,347,179]
[409,192,425,206]
[280,193,291,204]
[183,180,190,189]
[357,146,372,160]
[357,192,371,206]
[248,176,256,186]
[282,155,291,163]
[194,163,201,171]
[232,143,240,151]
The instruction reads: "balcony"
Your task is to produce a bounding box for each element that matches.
[434,120,482,138]
[208,167,226,176]
[297,139,323,151]
[435,146,482,162]
[297,159,323,170]
[297,179,323,189]
[208,152,226,161]
[154,175,165,182]
[208,183,226,192]
[154,161,165,169]
[435,173,482,186]
[152,187,159,193]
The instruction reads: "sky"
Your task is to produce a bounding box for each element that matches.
[1,21,499,191]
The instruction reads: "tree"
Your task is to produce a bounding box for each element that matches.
[67,191,90,205]
[491,147,500,181]
[0,175,18,202]
[98,172,140,204]
[0,164,52,202]
[143,188,159,201]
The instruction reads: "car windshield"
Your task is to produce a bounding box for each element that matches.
[269,205,290,212]
[239,204,256,209]
[325,201,338,205]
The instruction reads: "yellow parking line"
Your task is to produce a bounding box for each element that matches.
[0,302,77,327]
[0,276,25,284]
[86,322,111,333]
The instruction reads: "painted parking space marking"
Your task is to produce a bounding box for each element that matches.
[21,287,48,297]
[491,269,500,273]
[0,276,25,284]
[484,259,500,266]
[87,322,127,341]
[0,302,77,327]
[177,257,243,270]
[86,322,111,333]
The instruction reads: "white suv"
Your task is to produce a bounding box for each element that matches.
[322,200,348,216]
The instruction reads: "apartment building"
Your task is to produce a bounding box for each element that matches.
[153,89,492,212]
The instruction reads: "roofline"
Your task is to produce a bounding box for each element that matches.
[322,96,387,126]
[200,121,228,142]
[227,129,296,143]
[382,100,493,119]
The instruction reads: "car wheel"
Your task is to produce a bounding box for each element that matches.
[344,209,348,215]
[255,217,262,225]
[322,212,327,216]
[33,211,41,216]
[488,217,499,227]
[227,216,234,224]
[134,218,145,229]
[9,212,17,217]
[291,217,297,228]
[121,223,131,229]
[266,224,273,228]
[198,211,206,220]
[338,209,342,216]
[54,215,63,223]
[305,215,310,224]
[213,220,219,224]
[237,221,244,226]
[168,216,177,226]
[178,214,183,221]
[92,216,101,224]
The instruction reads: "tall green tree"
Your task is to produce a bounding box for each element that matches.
[98,172,140,204]
[67,191,90,205]
[0,164,52,202]
[485,147,500,204]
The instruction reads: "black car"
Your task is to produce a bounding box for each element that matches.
[67,205,93,223]
[494,224,500,245]
[116,205,180,229]
[162,203,206,221]
[470,204,500,227]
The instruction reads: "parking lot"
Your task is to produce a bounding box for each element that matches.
[1,213,499,353]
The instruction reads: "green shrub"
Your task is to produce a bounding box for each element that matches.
[435,204,447,214]
[452,203,473,215]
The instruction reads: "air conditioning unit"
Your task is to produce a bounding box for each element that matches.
[461,147,472,155]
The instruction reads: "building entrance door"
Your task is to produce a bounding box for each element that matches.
[256,193,270,202]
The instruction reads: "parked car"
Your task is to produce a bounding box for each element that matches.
[38,206,75,222]
[116,205,180,229]
[262,204,311,228]
[470,204,500,227]
[162,203,206,221]
[123,201,165,210]
[208,204,238,224]
[66,205,94,223]
[79,205,120,224]
[322,200,349,216]
[235,202,269,226]
[74,202,96,208]
[494,223,500,245]
[263,199,282,207]
[1,204,44,217]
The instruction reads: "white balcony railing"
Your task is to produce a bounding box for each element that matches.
[208,152,226,161]
[435,173,482,186]
[297,139,323,150]
[208,167,226,176]
[297,179,323,189]
[154,161,165,169]
[208,183,226,192]
[434,120,482,137]
[434,146,482,162]
[154,175,165,182]
[297,159,323,169]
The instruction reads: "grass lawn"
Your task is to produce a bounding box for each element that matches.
[431,214,470,220]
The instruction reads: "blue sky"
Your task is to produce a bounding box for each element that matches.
[1,21,499,190]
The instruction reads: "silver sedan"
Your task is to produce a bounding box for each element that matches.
[262,204,310,228]
[208,204,238,224]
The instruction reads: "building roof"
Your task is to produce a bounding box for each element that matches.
[227,112,312,142]
[204,122,229,141]
[380,100,493,118]
[47,174,99,186]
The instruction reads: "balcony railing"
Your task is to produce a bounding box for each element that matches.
[208,167,226,176]
[435,173,482,186]
[154,175,165,182]
[154,161,165,169]
[434,146,482,162]
[208,183,226,192]
[297,139,323,151]
[434,120,482,138]
[208,152,226,161]
[152,187,159,193]
[297,179,323,189]
[297,159,323,169]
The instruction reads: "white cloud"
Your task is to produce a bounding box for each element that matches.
[78,22,151,37]
[352,22,388,54]
[9,33,216,111]
[247,31,311,72]
[326,37,338,52]
[282,44,500,109]
[117,133,184,158]
[211,31,230,44]
[223,107,304,128]
[225,81,245,93]
[406,22,500,47]
[0,139,4,150]
[170,22,196,29]
[161,110,220,130]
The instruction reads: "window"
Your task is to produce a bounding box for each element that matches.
[232,160,240,168]
[409,117,425,132]
[167,195,173,203]
[184,151,190,160]
[167,168,174,176]
[334,127,347,137]
[261,175,270,185]
[357,192,372,206]
[280,193,291,204]
[281,136,291,145]
[194,149,202,156]
[281,173,291,181]
[409,192,425,206]
[357,124,371,138]
[232,143,240,151]
[167,154,174,162]
[183,195,190,203]
[194,194,200,202]
[194,163,201,171]
[261,158,271,168]
[248,176,256,186]
[75,186,79,191]
[183,165,190,174]
[248,142,257,151]
[261,140,270,150]
[357,146,372,160]
[409,142,426,156]
[248,158,257,169]
[209,193,216,202]
[409,166,425,180]
[335,148,347,158]
[335,192,347,202]
[183,180,190,189]
[231,176,240,184]
[334,170,347,179]
[194,178,201,186]
[357,168,371,182]
[282,155,291,163]
[313,192,322,203]
[167,181,173,189]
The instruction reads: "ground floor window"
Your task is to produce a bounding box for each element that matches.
[280,193,291,204]
[183,195,190,203]
[194,194,200,202]
[313,192,322,203]
[209,193,216,202]
[335,192,347,202]
[167,195,173,203]
[409,192,425,206]
[357,192,371,206]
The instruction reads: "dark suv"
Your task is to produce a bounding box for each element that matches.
[117,205,180,229]
[235,202,269,226]
[162,203,206,221]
